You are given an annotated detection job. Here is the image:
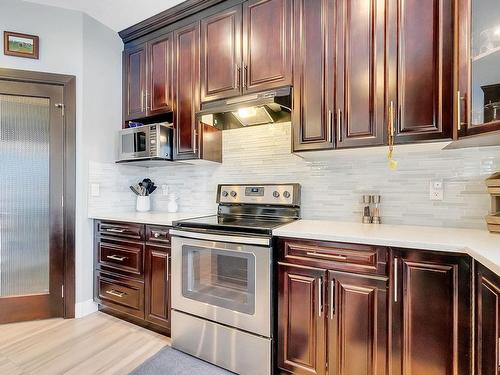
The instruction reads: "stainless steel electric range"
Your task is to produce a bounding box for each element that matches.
[170,184,301,375]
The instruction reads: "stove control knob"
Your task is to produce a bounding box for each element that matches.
[230,191,237,198]
[283,191,291,199]
[221,191,229,197]
[273,191,280,198]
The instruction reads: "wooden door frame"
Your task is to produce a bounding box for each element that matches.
[0,67,76,318]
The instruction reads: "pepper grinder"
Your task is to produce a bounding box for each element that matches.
[371,195,381,224]
[362,195,372,223]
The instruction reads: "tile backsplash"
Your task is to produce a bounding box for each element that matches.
[88,122,500,229]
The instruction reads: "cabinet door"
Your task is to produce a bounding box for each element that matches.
[173,22,200,160]
[391,250,471,375]
[145,245,171,330]
[200,5,242,103]
[387,0,454,143]
[148,33,173,116]
[475,262,500,375]
[278,263,327,375]
[335,0,386,148]
[292,0,334,151]
[123,44,147,122]
[328,271,387,375]
[242,0,292,93]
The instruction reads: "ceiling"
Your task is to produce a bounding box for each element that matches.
[22,0,185,32]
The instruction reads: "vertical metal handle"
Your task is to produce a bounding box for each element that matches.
[389,101,395,138]
[330,279,335,320]
[193,128,198,154]
[244,66,248,89]
[141,90,145,111]
[337,109,342,142]
[236,65,241,90]
[394,258,398,303]
[457,90,462,131]
[166,255,170,282]
[328,110,333,142]
[318,278,323,317]
[145,90,149,110]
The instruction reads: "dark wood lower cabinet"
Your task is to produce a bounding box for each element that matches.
[391,249,471,375]
[328,271,387,375]
[278,263,327,375]
[94,221,171,335]
[475,262,500,375]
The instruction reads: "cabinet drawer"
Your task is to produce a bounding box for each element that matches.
[97,239,144,277]
[146,225,171,245]
[95,272,144,319]
[279,238,387,275]
[96,221,144,241]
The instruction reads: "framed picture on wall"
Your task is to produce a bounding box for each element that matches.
[3,31,39,59]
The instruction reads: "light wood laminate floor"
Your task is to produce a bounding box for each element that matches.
[0,312,170,375]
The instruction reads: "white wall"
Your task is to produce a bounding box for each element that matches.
[1,0,123,317]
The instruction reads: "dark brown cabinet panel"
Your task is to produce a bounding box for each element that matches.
[201,6,242,102]
[123,45,147,121]
[475,262,500,375]
[148,33,173,115]
[328,271,387,375]
[335,0,386,148]
[278,263,327,375]
[388,0,454,143]
[242,0,292,93]
[173,22,201,160]
[391,250,471,375]
[145,246,171,331]
[292,0,334,151]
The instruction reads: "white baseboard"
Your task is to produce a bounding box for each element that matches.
[75,299,98,318]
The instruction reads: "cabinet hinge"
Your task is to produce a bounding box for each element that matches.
[55,103,65,116]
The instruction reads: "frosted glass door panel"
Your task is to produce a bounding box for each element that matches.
[0,94,50,297]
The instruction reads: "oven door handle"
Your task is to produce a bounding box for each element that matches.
[169,229,271,246]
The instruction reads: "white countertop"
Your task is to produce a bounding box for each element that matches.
[273,220,500,276]
[88,210,212,226]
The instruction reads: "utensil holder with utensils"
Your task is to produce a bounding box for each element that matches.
[131,178,157,212]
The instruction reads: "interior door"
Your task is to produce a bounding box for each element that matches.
[242,0,292,93]
[200,5,242,103]
[0,79,64,323]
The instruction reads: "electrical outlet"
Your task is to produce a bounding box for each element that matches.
[429,180,443,201]
[161,184,169,196]
[90,183,100,197]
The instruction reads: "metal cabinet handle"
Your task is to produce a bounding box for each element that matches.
[318,277,323,317]
[244,66,248,89]
[141,90,144,111]
[166,255,170,282]
[106,255,127,262]
[306,252,347,261]
[337,109,342,142]
[330,279,335,320]
[106,289,126,298]
[152,231,168,239]
[457,90,463,131]
[394,258,398,303]
[145,90,149,110]
[193,128,198,154]
[106,228,126,233]
[236,65,241,90]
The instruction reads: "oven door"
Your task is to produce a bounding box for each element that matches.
[118,126,150,160]
[171,233,271,337]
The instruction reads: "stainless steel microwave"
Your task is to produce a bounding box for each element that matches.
[118,124,173,162]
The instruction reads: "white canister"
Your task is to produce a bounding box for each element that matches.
[167,194,179,213]
[136,196,151,212]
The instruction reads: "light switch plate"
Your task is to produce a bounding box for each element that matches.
[90,183,100,197]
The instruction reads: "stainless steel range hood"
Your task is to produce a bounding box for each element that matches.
[196,86,292,130]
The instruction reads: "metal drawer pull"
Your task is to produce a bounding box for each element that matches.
[106,228,126,233]
[318,278,323,317]
[105,289,126,298]
[152,231,167,238]
[106,255,127,262]
[306,252,347,261]
[330,279,335,320]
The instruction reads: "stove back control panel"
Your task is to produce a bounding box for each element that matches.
[217,184,300,206]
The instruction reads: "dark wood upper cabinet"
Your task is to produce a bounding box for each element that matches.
[475,262,500,375]
[328,271,387,375]
[123,44,147,121]
[278,262,327,375]
[387,0,454,143]
[292,0,334,152]
[173,22,201,160]
[391,249,471,375]
[335,0,386,148]
[148,33,173,116]
[242,0,292,93]
[145,245,171,331]
[201,5,242,103]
